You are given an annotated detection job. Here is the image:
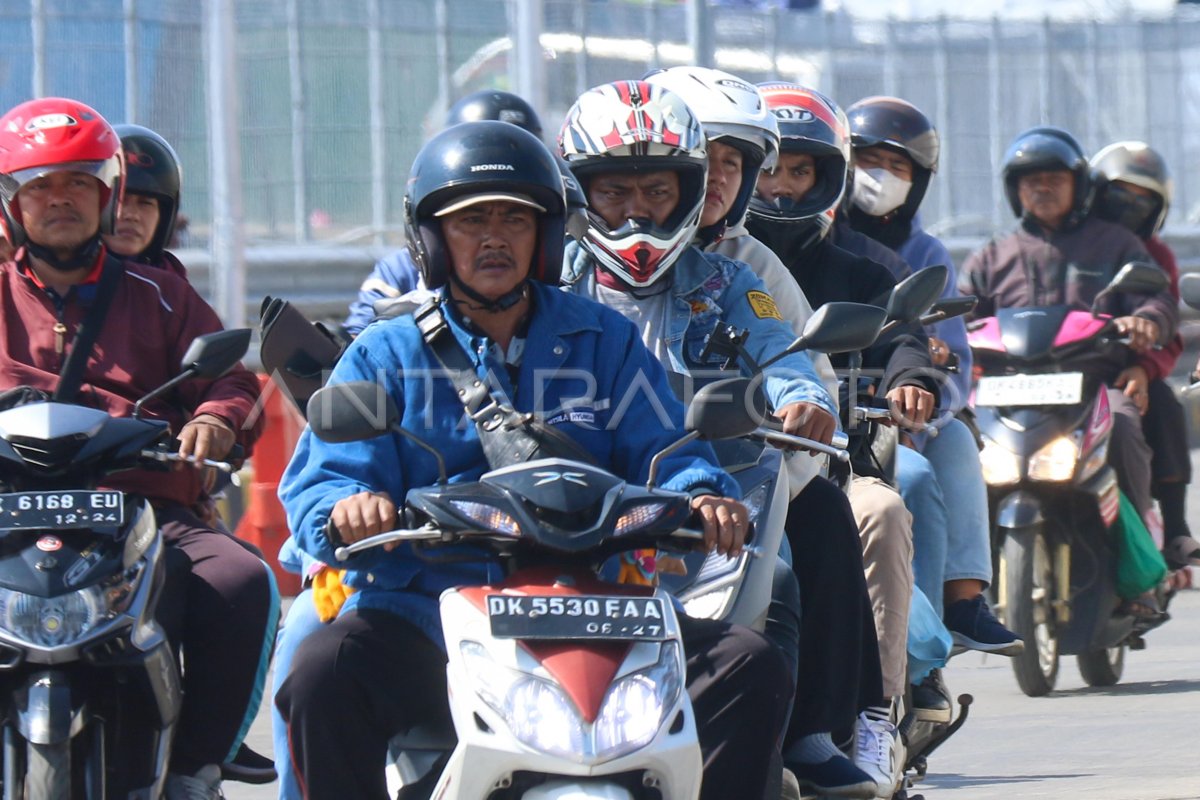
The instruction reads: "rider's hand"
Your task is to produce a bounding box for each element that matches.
[1113,316,1161,353]
[329,491,396,545]
[886,385,936,427]
[691,495,749,559]
[929,336,951,367]
[775,401,837,448]
[177,413,236,463]
[1115,365,1151,416]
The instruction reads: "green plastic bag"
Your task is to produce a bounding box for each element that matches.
[1111,490,1168,599]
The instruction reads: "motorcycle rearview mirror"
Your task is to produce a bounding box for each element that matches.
[647,377,766,488]
[886,265,948,324]
[308,381,448,484]
[920,295,977,326]
[133,329,252,418]
[1091,261,1169,315]
[760,302,888,370]
[1180,273,1200,311]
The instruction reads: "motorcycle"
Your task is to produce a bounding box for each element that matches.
[0,329,250,798]
[967,262,1171,697]
[308,376,775,800]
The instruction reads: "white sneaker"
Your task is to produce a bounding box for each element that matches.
[164,764,225,800]
[854,713,905,799]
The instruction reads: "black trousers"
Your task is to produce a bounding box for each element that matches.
[277,606,791,800]
[155,505,277,774]
[782,477,885,742]
[1144,377,1192,485]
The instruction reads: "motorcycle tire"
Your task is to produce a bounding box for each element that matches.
[1077,646,1125,687]
[25,741,70,800]
[1003,528,1059,697]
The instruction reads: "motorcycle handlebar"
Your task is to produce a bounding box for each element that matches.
[751,427,851,462]
[850,407,940,438]
[139,449,235,473]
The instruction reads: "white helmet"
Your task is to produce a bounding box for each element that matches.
[645,66,780,239]
[559,80,708,289]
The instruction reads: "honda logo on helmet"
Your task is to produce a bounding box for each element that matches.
[25,113,77,132]
[470,163,516,172]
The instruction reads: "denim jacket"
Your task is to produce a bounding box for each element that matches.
[562,242,838,422]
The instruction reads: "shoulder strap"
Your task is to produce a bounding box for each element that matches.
[413,299,597,469]
[54,255,125,402]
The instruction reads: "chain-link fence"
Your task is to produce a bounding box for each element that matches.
[3,1,1199,246]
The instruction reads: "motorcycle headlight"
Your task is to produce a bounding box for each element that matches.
[0,564,143,647]
[594,641,684,760]
[460,641,586,760]
[980,438,1021,486]
[741,481,771,526]
[448,500,522,536]
[1027,436,1078,482]
[615,502,668,536]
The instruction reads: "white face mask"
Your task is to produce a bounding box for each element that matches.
[852,166,912,217]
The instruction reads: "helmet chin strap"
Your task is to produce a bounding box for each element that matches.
[25,234,103,273]
[447,270,529,314]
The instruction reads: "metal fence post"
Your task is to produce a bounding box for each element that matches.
[286,0,309,242]
[511,0,545,119]
[935,15,951,225]
[688,0,713,69]
[883,16,897,97]
[988,15,1003,228]
[1039,15,1050,125]
[206,0,247,328]
[123,0,138,122]
[574,1,589,99]
[435,0,451,116]
[30,0,45,98]
[1085,17,1100,149]
[368,0,386,245]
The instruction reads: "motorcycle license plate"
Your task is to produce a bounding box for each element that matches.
[0,490,124,530]
[487,594,669,641]
[975,372,1084,407]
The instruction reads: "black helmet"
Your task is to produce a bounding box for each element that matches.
[846,96,939,221]
[1001,126,1089,222]
[558,155,589,241]
[404,121,566,294]
[445,90,543,139]
[1090,141,1172,239]
[114,124,182,262]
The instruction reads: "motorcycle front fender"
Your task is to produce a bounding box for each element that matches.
[995,490,1044,531]
[13,671,85,745]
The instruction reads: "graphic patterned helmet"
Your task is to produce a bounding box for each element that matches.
[643,66,780,241]
[559,80,708,288]
[846,95,939,219]
[748,83,849,246]
[445,90,543,139]
[115,124,182,262]
[404,120,566,290]
[1001,126,1089,222]
[1090,141,1172,239]
[0,97,123,248]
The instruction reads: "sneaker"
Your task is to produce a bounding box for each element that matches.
[164,764,225,800]
[221,743,277,785]
[854,713,905,799]
[910,669,952,723]
[788,754,878,799]
[1164,536,1200,569]
[944,594,1024,656]
[781,767,804,800]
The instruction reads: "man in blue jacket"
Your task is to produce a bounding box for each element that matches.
[276,121,790,800]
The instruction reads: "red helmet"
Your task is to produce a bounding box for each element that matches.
[0,97,123,247]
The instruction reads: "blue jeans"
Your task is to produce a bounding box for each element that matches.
[897,418,994,614]
[272,589,325,800]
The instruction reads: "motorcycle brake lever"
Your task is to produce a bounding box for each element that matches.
[139,449,234,472]
[331,526,442,561]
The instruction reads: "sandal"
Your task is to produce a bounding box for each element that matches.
[1116,592,1164,620]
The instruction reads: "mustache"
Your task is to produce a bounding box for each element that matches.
[475,250,516,269]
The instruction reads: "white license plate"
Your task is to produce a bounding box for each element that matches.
[975,372,1084,407]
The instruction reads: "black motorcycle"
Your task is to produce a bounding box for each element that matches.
[0,329,248,799]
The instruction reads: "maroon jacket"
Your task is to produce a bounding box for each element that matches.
[1139,235,1183,381]
[0,250,262,508]
[959,216,1178,343]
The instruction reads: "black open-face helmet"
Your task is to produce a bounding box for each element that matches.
[846,95,939,223]
[445,90,543,139]
[403,121,566,293]
[114,124,182,262]
[1001,126,1090,224]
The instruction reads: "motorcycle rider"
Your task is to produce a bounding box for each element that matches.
[1090,140,1200,569]
[276,120,792,800]
[959,126,1178,614]
[559,78,888,799]
[640,67,911,797]
[843,96,1021,652]
[0,97,277,799]
[343,89,544,335]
